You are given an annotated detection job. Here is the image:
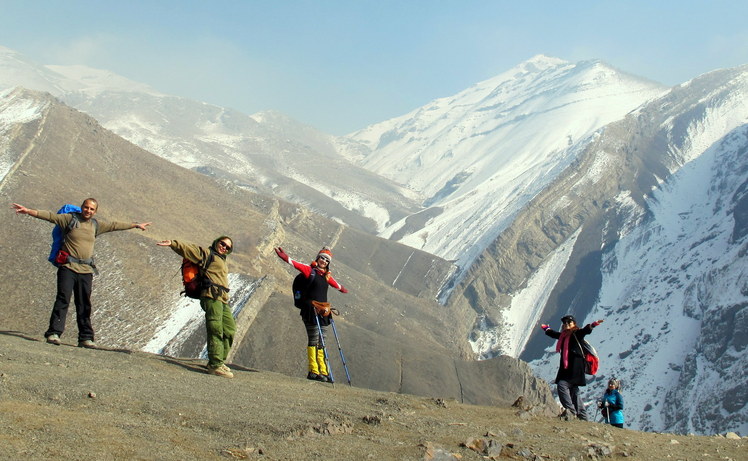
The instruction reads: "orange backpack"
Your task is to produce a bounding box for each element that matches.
[180,252,213,299]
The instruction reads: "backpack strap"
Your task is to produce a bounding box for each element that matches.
[200,250,230,294]
[307,269,316,289]
[300,269,316,301]
[200,250,213,271]
[66,255,98,274]
[572,333,585,357]
[64,212,98,235]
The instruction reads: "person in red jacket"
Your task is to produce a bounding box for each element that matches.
[541,315,604,420]
[274,246,347,382]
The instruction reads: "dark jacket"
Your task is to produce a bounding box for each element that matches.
[299,269,333,325]
[288,260,343,326]
[544,323,594,386]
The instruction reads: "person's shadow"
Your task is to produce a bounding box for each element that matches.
[0,330,258,376]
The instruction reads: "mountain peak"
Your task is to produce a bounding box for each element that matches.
[520,54,569,70]
[46,64,163,96]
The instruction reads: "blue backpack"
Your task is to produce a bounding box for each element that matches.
[48,204,99,266]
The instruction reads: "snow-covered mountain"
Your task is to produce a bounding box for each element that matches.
[0,45,418,235]
[530,117,748,433]
[2,44,747,435]
[343,55,667,293]
[511,66,748,435]
[0,45,161,97]
[345,56,748,435]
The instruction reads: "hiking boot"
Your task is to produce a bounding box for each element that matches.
[78,339,96,348]
[559,408,575,421]
[208,364,234,379]
[307,372,321,381]
[319,374,333,383]
[46,334,61,345]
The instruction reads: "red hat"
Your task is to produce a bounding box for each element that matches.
[317,247,333,261]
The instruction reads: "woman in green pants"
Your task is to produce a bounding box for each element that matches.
[157,236,235,378]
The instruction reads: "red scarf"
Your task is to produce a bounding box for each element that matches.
[556,330,573,369]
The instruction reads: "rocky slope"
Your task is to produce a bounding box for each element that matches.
[0,88,549,410]
[456,65,748,435]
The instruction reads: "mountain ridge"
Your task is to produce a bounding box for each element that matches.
[343,56,667,292]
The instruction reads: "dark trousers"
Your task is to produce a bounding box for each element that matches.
[557,380,587,420]
[45,266,94,341]
[305,319,327,347]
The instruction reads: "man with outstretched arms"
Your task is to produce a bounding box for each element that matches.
[12,198,151,348]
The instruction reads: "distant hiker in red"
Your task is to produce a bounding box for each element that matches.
[274,246,348,382]
[157,237,235,379]
[11,199,151,348]
[540,315,604,421]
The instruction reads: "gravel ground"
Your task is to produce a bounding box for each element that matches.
[0,331,744,461]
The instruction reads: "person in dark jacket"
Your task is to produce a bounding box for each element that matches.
[12,199,151,348]
[274,246,347,382]
[541,314,604,420]
[599,378,625,428]
[158,236,235,378]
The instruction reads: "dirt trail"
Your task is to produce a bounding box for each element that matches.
[0,331,743,460]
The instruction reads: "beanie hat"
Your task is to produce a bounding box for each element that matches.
[317,247,333,261]
[560,315,576,324]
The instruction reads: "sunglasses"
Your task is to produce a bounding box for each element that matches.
[217,241,232,251]
[562,320,575,324]
[318,255,330,262]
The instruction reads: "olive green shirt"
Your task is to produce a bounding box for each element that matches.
[169,240,230,303]
[36,210,135,274]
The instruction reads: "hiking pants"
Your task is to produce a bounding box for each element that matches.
[200,297,236,368]
[45,266,94,341]
[557,380,587,420]
[304,319,327,347]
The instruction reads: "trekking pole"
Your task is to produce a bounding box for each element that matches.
[330,317,352,386]
[314,314,335,386]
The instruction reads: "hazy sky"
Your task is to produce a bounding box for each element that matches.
[1,1,747,135]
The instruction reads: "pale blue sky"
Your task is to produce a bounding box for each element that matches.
[1,1,747,135]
